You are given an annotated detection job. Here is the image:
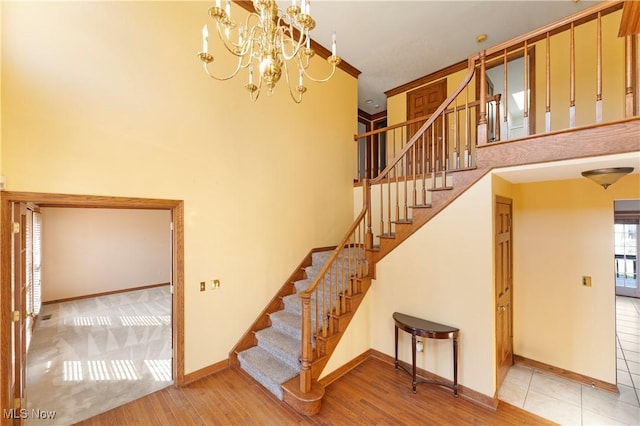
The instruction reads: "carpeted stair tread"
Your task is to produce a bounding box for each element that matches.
[255,327,301,370]
[237,346,298,400]
[269,310,302,339]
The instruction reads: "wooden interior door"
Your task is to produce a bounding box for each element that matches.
[10,202,27,422]
[495,196,514,388]
[407,79,447,174]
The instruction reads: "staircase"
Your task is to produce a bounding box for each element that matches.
[228,0,640,415]
[230,248,371,408]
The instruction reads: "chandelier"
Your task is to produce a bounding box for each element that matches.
[198,0,341,103]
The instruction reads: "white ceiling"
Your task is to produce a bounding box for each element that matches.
[302,0,601,115]
[493,152,640,184]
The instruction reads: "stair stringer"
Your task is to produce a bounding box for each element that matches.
[372,166,491,265]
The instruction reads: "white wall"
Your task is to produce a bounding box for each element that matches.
[41,208,171,302]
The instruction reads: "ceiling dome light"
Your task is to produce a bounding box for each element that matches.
[581,167,634,189]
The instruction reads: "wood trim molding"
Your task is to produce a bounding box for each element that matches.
[318,349,372,387]
[514,355,618,394]
[0,191,185,421]
[320,349,497,410]
[42,282,170,305]
[183,359,229,386]
[385,59,468,99]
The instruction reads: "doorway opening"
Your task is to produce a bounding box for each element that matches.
[0,191,185,424]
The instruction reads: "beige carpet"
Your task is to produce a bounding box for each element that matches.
[25,286,172,425]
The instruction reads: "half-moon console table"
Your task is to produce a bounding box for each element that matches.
[393,312,459,396]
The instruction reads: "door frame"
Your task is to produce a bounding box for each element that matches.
[0,191,185,422]
[495,195,514,390]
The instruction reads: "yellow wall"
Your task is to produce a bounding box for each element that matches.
[1,1,357,374]
[369,175,495,397]
[511,174,639,383]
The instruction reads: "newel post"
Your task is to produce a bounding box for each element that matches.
[477,50,488,146]
[299,292,312,393]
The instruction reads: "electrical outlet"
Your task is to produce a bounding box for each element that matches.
[200,281,206,292]
[211,279,221,290]
[416,340,424,353]
[582,276,592,287]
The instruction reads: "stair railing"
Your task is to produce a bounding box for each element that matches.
[298,185,370,393]
[298,0,636,397]
[298,59,479,394]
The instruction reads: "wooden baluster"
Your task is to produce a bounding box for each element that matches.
[441,110,447,180]
[365,180,373,250]
[465,84,470,168]
[523,41,530,136]
[395,155,399,225]
[596,12,603,123]
[415,136,420,205]
[300,292,312,393]
[625,35,636,117]
[545,32,551,132]
[403,157,408,220]
[569,22,576,127]
[386,171,391,236]
[453,96,459,168]
[478,50,488,145]
[502,50,509,139]
[495,94,501,141]
[431,125,436,188]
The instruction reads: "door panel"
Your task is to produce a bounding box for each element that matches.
[407,79,447,174]
[495,197,513,388]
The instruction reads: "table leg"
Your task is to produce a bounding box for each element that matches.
[411,333,417,393]
[394,325,398,370]
[453,336,458,397]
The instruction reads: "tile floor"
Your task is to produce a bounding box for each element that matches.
[499,296,640,425]
[25,286,173,425]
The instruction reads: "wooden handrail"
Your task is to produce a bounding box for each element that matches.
[371,58,477,185]
[296,0,636,402]
[354,95,502,141]
[479,1,624,58]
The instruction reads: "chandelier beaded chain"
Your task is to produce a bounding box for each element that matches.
[198,0,341,103]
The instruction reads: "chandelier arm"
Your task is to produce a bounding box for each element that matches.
[279,22,306,62]
[282,59,303,103]
[299,53,341,83]
[203,56,244,81]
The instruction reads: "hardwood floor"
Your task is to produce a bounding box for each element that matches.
[77,356,554,425]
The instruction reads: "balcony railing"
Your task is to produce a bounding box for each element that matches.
[355,0,635,184]
[297,0,638,399]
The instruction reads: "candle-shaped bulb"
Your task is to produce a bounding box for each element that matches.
[248,65,253,85]
[300,0,306,14]
[202,25,209,53]
[215,0,221,8]
[225,0,231,17]
[331,32,336,56]
[298,68,304,87]
[306,1,310,15]
[291,0,296,6]
[306,35,310,49]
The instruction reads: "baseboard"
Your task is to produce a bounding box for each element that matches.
[182,359,229,386]
[514,354,618,394]
[318,349,372,387]
[319,348,497,410]
[42,282,171,304]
